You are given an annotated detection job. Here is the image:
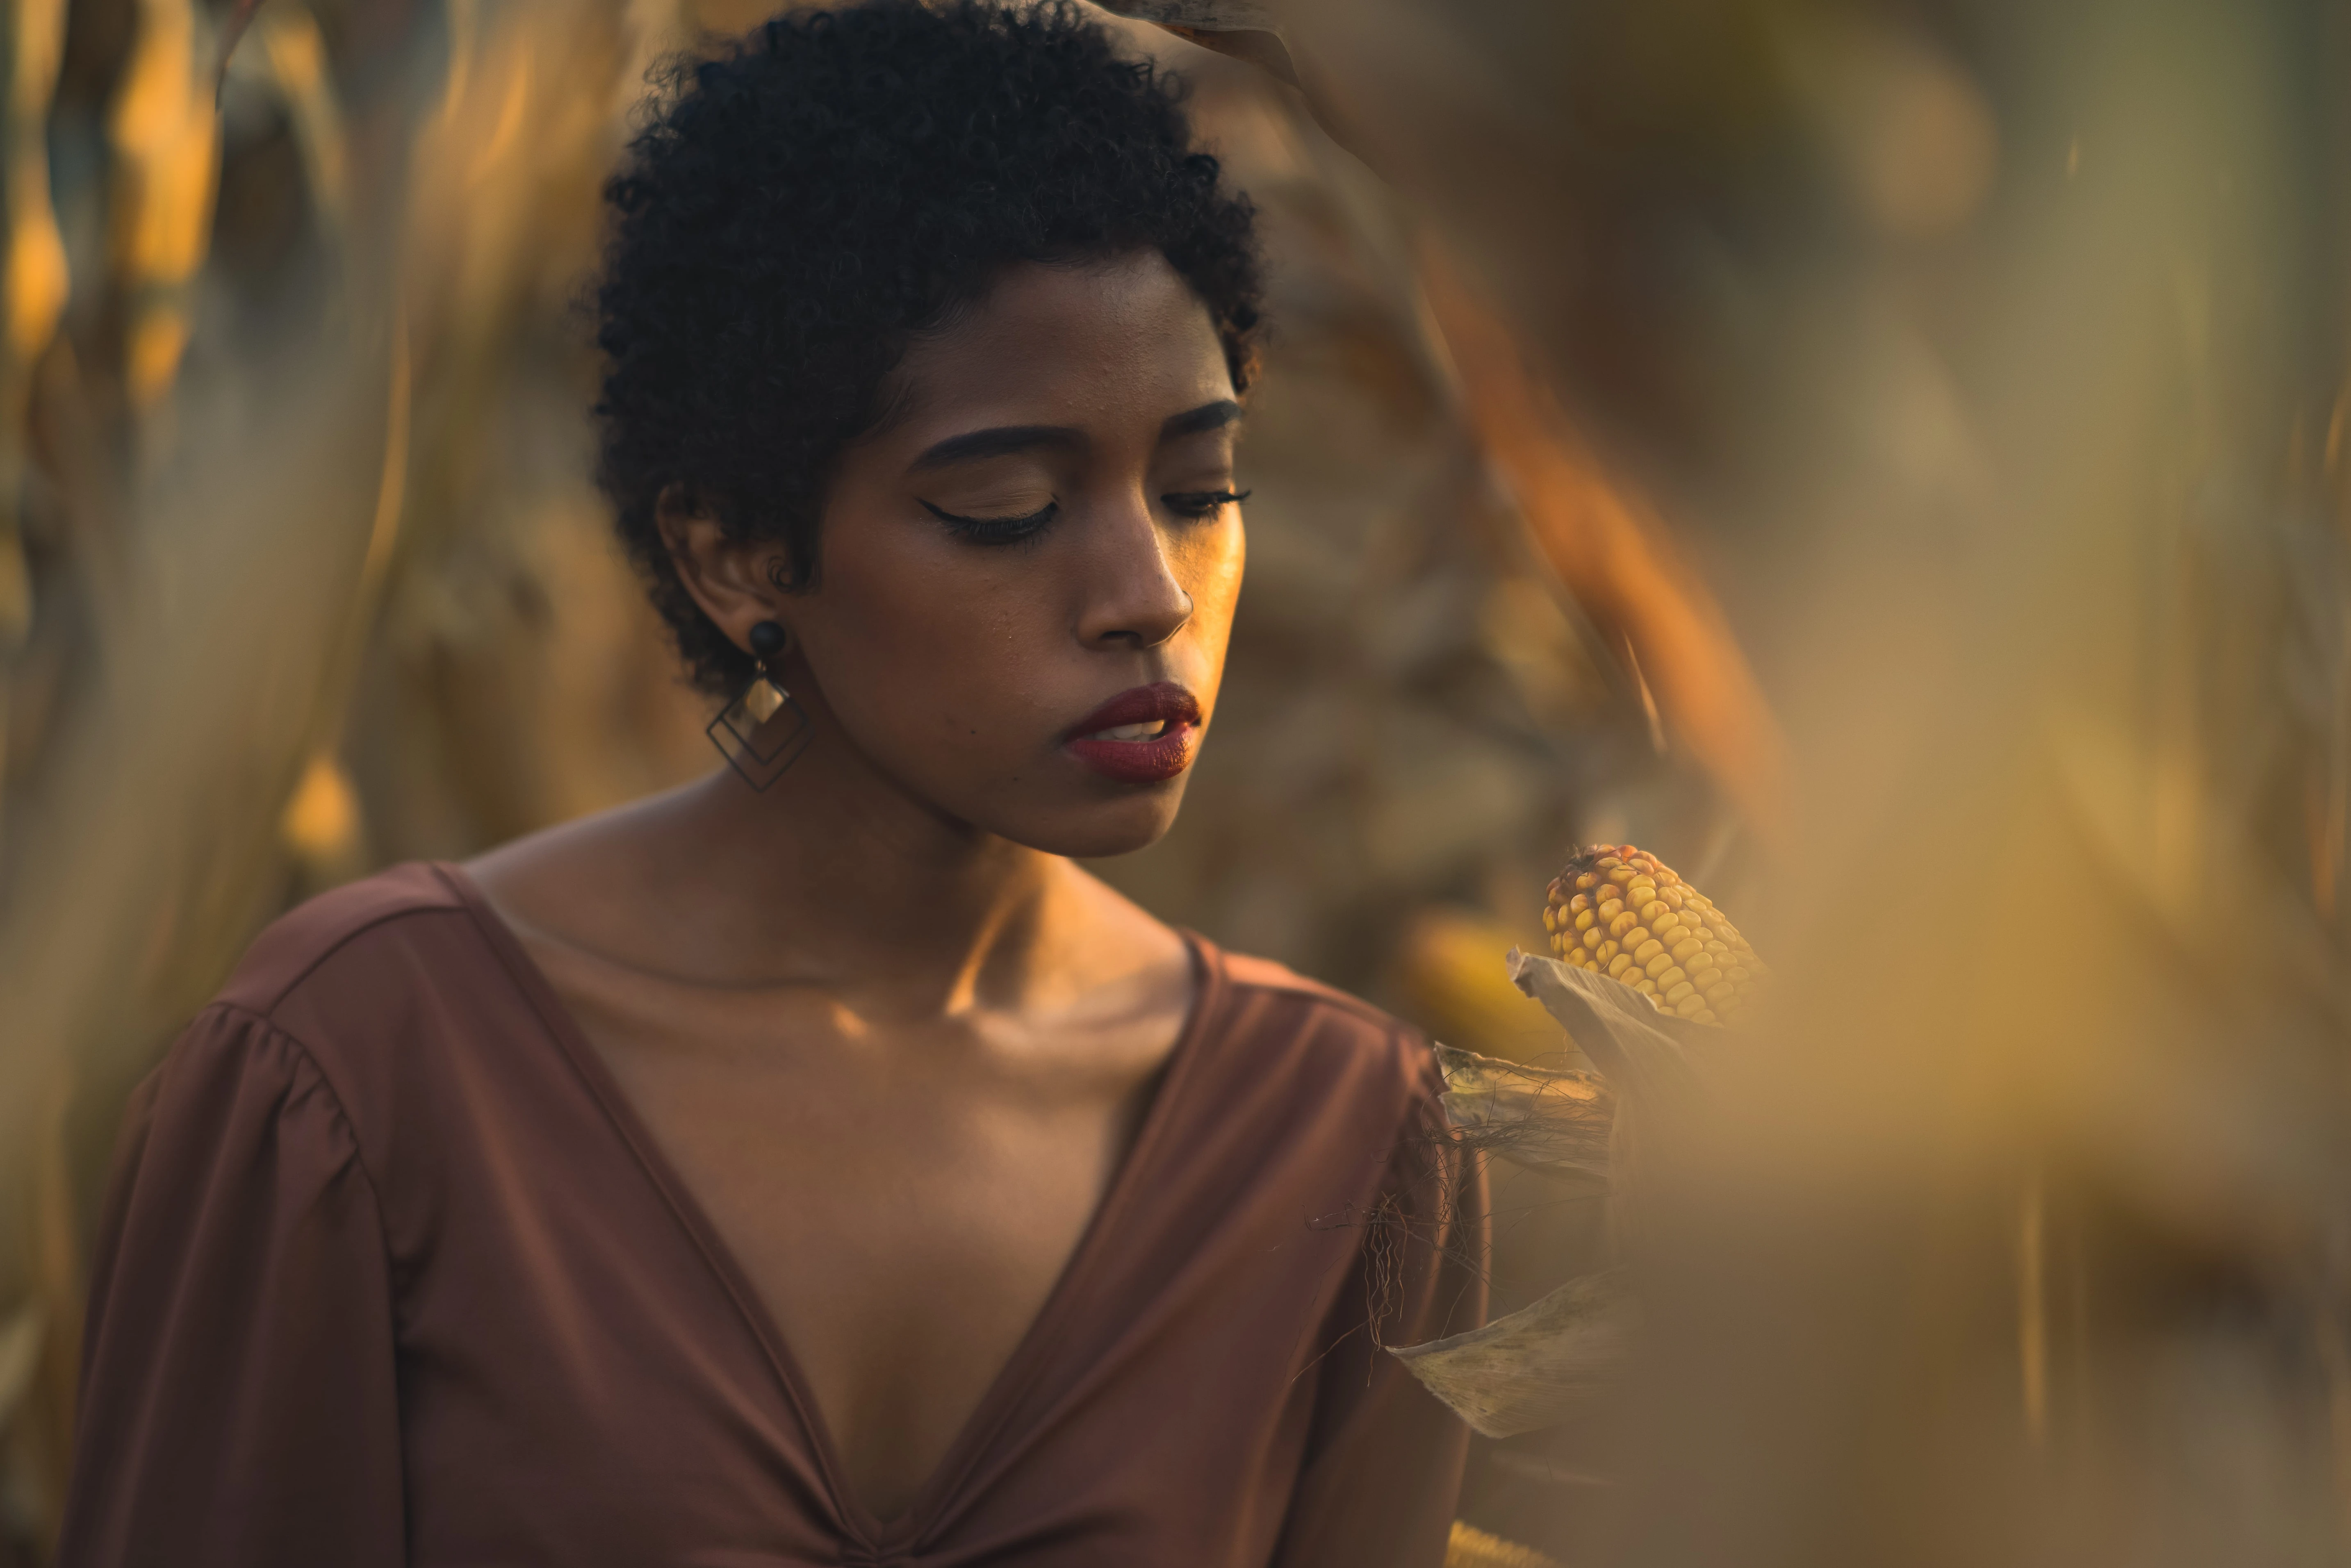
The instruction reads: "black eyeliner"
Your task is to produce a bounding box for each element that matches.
[1161,488,1250,516]
[920,497,1058,544]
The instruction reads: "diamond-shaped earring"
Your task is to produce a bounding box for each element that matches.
[707,619,812,790]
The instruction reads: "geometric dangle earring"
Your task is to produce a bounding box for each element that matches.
[706,619,814,791]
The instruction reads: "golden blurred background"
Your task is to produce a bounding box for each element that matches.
[3,0,2347,1561]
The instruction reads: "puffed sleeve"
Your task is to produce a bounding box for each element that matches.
[58,1004,404,1568]
[1273,1092,1489,1568]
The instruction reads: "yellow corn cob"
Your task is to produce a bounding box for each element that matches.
[1542,842,1762,1025]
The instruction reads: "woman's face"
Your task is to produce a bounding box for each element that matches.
[674,250,1247,859]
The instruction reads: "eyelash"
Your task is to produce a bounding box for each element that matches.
[921,490,1251,546]
[1163,489,1251,519]
[921,498,1057,545]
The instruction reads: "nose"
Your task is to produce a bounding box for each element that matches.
[1075,492,1194,651]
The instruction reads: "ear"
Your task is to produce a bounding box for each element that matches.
[654,484,797,653]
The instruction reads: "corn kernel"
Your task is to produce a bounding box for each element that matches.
[1546,842,1763,1030]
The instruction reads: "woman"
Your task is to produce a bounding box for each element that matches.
[59,5,1484,1564]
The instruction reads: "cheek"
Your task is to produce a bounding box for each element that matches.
[802,534,1065,742]
[1179,521,1247,636]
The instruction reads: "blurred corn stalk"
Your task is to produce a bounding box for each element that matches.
[0,0,732,1551]
[1,0,66,703]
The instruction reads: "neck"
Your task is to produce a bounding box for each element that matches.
[624,729,1083,1018]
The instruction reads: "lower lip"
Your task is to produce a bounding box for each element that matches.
[1066,723,1199,784]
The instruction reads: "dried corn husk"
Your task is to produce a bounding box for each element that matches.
[1390,1264,1638,1438]
[1504,946,1713,1099]
[1395,951,1698,1437]
[1434,1043,1613,1182]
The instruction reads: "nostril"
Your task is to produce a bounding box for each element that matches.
[1078,559,1192,649]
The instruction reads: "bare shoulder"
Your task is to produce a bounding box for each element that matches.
[461,789,674,903]
[461,779,710,951]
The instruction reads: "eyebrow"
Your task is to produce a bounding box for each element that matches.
[907,424,1082,473]
[1162,399,1243,439]
[905,400,1244,474]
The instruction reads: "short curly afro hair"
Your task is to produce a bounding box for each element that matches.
[593,0,1264,695]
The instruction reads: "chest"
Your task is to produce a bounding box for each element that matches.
[559,978,1176,1520]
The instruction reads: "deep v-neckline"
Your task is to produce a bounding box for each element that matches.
[434,861,1219,1549]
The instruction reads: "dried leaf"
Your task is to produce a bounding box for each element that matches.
[1390,1265,1638,1438]
[1504,948,1713,1097]
[1089,0,1300,89]
[1435,1042,1615,1180]
[1088,0,1280,30]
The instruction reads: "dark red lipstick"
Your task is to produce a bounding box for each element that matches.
[1064,681,1203,784]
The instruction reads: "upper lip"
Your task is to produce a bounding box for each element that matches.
[1065,681,1202,740]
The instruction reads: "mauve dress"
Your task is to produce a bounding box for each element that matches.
[57,863,1484,1567]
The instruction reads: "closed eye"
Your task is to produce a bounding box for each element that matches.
[920,497,1058,545]
[1162,489,1250,519]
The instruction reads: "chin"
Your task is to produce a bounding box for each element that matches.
[999,783,1189,860]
